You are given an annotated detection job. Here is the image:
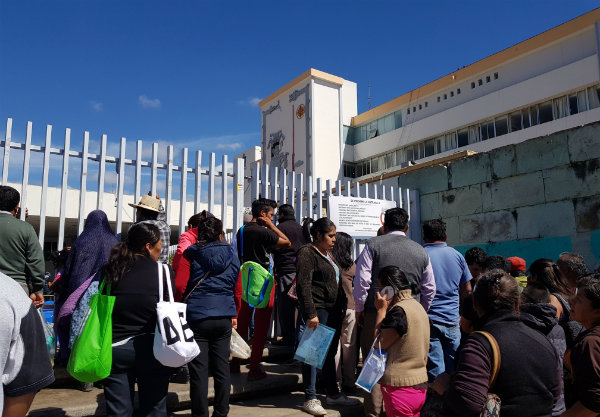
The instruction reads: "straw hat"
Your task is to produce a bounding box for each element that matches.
[129,195,160,212]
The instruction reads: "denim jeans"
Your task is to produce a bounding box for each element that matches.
[427,321,461,382]
[300,308,342,401]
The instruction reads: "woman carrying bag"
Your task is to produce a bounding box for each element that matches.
[102,223,174,417]
[374,266,430,417]
[174,217,240,417]
[296,218,359,416]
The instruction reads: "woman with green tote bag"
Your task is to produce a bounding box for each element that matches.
[101,223,175,417]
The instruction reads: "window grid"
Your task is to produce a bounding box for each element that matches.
[344,85,597,178]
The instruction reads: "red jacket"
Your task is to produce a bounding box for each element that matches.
[172,228,198,272]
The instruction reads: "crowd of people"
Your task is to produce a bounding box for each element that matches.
[1,183,599,417]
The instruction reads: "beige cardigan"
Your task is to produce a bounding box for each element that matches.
[379,289,430,387]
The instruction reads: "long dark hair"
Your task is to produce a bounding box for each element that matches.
[103,223,160,285]
[332,232,353,270]
[378,265,419,296]
[302,217,336,243]
[196,217,223,247]
[529,258,571,297]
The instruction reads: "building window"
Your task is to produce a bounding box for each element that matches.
[444,94,447,100]
[588,86,600,109]
[457,129,469,147]
[494,72,498,80]
[577,90,587,113]
[539,101,553,124]
[367,120,378,139]
[424,139,435,157]
[413,106,416,112]
[568,94,579,115]
[478,79,483,86]
[450,91,454,97]
[343,163,355,178]
[405,146,415,162]
[419,104,422,110]
[394,110,403,129]
[486,76,491,83]
[350,84,600,168]
[437,96,440,102]
[457,88,461,95]
[495,116,508,136]
[509,111,522,132]
[371,157,379,172]
[471,82,475,89]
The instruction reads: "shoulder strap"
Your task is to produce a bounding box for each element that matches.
[98,278,110,296]
[182,270,210,303]
[157,263,174,303]
[240,224,245,261]
[474,331,501,389]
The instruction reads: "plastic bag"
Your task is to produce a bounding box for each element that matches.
[67,279,115,382]
[230,328,251,359]
[38,308,56,366]
[294,324,336,369]
[356,336,387,392]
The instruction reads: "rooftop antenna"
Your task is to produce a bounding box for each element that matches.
[368,84,372,110]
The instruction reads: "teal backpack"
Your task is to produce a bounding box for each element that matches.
[240,225,275,308]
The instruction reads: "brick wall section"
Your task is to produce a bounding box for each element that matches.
[397,122,600,268]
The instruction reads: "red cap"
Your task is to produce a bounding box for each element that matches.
[507,256,526,272]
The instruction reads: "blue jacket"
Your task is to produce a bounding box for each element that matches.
[184,241,240,322]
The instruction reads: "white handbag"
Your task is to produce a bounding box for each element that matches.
[153,263,200,367]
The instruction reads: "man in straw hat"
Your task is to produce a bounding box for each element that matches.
[129,193,171,263]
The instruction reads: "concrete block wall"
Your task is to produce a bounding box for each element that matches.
[398,122,600,270]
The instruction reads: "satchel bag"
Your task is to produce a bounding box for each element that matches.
[67,279,115,382]
[153,263,200,367]
[475,331,502,417]
[355,335,388,393]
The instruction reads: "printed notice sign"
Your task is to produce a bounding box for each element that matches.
[328,195,397,238]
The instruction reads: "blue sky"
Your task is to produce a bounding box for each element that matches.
[0,0,597,196]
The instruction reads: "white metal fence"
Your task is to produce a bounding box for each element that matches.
[2,117,420,252]
[1,118,244,250]
[250,161,422,254]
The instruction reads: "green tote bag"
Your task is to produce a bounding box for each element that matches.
[67,279,115,382]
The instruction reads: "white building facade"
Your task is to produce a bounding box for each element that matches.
[259,9,600,186]
[258,69,357,183]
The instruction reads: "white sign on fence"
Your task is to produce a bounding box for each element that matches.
[328,195,397,238]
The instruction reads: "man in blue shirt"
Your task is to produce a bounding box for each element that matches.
[422,219,472,382]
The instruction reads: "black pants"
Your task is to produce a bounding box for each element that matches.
[103,334,172,417]
[275,271,297,344]
[188,317,232,417]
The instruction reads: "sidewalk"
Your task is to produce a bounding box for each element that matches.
[27,361,364,417]
[173,391,364,417]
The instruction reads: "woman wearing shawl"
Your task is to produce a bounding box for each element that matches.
[55,210,118,360]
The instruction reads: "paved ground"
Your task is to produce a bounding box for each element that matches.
[172,392,364,417]
[27,361,365,417]
[27,342,366,417]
